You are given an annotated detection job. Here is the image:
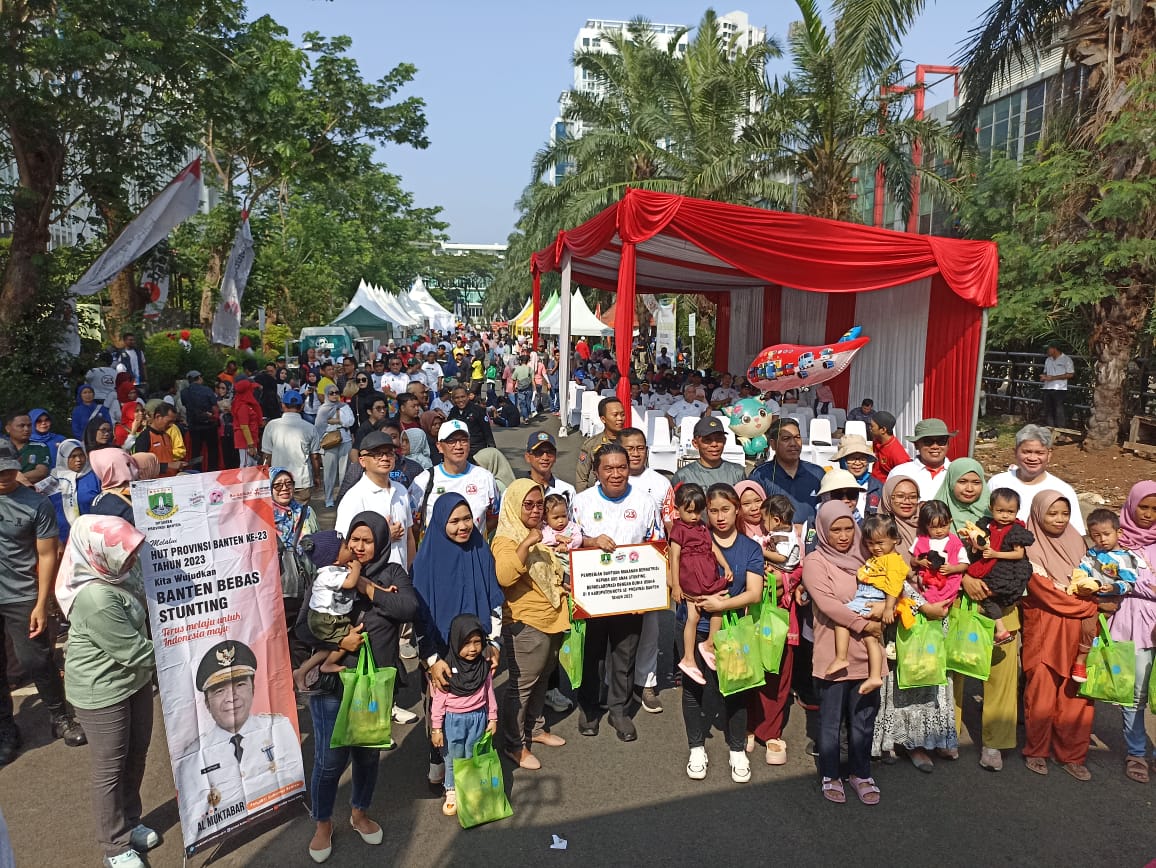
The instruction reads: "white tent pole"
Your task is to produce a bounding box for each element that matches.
[557,252,573,438]
[968,308,989,458]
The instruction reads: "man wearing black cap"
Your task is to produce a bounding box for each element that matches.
[176,640,303,844]
[336,431,414,570]
[182,370,221,472]
[521,431,575,500]
[671,416,745,488]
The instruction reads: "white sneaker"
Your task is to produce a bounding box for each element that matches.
[392,706,419,724]
[730,750,752,783]
[884,641,897,661]
[104,852,144,868]
[686,746,708,780]
[544,688,573,712]
[129,824,160,851]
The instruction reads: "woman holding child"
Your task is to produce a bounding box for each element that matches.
[491,478,569,771]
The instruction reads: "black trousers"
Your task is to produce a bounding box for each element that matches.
[0,600,67,728]
[815,677,879,780]
[1042,391,1066,427]
[681,629,747,751]
[187,426,220,472]
[578,613,641,718]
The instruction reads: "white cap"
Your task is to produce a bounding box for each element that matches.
[437,419,470,442]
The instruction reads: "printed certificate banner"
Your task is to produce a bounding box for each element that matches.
[132,468,305,855]
[570,544,669,617]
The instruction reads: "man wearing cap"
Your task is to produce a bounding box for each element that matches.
[447,386,495,459]
[175,640,304,845]
[666,384,709,431]
[868,411,909,484]
[671,416,745,489]
[575,397,627,493]
[260,390,322,502]
[336,431,415,569]
[409,420,499,535]
[521,432,575,500]
[832,434,882,517]
[887,418,954,502]
[182,370,222,472]
[748,418,825,525]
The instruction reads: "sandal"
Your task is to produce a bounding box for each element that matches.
[848,775,880,805]
[765,738,787,766]
[1062,762,1091,782]
[821,777,845,804]
[1024,756,1048,775]
[1125,756,1149,784]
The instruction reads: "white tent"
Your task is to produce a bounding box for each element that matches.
[406,277,456,332]
[371,283,419,329]
[333,280,400,331]
[539,289,612,336]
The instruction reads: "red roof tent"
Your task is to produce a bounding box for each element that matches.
[531,188,998,456]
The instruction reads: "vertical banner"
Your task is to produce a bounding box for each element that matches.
[211,214,254,348]
[141,245,171,322]
[654,298,677,358]
[131,467,304,855]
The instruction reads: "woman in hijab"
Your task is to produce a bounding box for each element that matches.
[130,453,160,481]
[51,440,99,542]
[933,458,991,533]
[350,372,385,429]
[88,450,139,523]
[83,414,117,454]
[1113,482,1156,781]
[880,475,921,559]
[491,479,568,770]
[419,409,446,464]
[412,493,504,789]
[106,373,136,425]
[803,501,883,805]
[315,384,354,508]
[71,385,110,441]
[55,515,158,867]
[272,466,319,663]
[29,409,66,466]
[1021,490,1103,781]
[296,510,417,862]
[473,446,515,493]
[404,428,433,471]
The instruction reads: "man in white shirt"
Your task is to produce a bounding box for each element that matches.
[1041,343,1075,428]
[259,390,321,501]
[336,431,415,568]
[380,356,410,398]
[666,385,709,431]
[710,373,739,409]
[420,351,444,393]
[988,423,1085,534]
[570,443,663,743]
[521,431,575,500]
[85,353,119,403]
[886,418,954,502]
[408,419,499,535]
[416,337,436,356]
[115,332,147,388]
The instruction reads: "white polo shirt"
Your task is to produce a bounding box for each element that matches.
[887,458,952,503]
[1043,353,1074,391]
[335,475,413,568]
[987,468,1085,535]
[408,463,499,533]
[631,467,675,527]
[571,483,664,544]
[667,398,709,427]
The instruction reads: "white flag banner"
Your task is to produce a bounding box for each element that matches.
[69,160,202,297]
[141,247,171,321]
[210,215,254,347]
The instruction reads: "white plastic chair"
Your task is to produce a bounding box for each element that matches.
[648,414,678,473]
[831,407,847,430]
[809,417,833,446]
[792,407,814,440]
[580,391,602,437]
[678,416,700,461]
[600,389,617,397]
[722,427,746,465]
[819,414,840,439]
[844,420,868,441]
[568,384,584,429]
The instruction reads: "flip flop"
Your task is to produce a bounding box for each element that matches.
[678,660,707,685]
[848,775,880,805]
[821,777,845,803]
[1024,756,1048,775]
[1125,756,1149,783]
[1062,762,1091,781]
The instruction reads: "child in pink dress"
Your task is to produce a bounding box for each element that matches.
[910,501,967,605]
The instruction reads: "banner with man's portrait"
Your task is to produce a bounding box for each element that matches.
[132,467,305,855]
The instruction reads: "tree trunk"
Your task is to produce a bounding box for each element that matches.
[106,269,143,335]
[1085,281,1152,449]
[0,126,65,353]
[199,249,223,330]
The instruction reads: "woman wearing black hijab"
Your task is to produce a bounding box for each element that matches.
[351,371,386,429]
[298,511,419,862]
[83,414,117,453]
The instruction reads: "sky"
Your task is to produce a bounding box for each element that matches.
[247,1,989,244]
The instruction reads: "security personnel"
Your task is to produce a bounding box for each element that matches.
[574,396,627,493]
[175,640,304,847]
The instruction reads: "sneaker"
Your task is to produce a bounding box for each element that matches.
[0,726,20,766]
[399,640,418,660]
[392,706,419,725]
[103,851,144,868]
[979,747,1003,772]
[129,825,160,851]
[638,687,663,714]
[544,688,573,713]
[51,713,87,747]
[686,746,708,780]
[442,788,457,816]
[884,641,897,661]
[1071,662,1088,683]
[729,750,751,783]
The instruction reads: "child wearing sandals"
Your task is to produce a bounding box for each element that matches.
[670,483,733,685]
[962,488,1035,644]
[910,501,968,604]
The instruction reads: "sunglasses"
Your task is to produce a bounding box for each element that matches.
[356,377,369,383]
[919,436,950,446]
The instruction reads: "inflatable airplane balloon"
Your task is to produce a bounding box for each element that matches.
[746,326,870,393]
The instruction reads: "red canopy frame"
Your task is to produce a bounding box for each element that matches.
[531,188,998,454]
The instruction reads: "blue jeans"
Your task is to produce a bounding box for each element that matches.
[1122,645,1155,758]
[441,708,487,791]
[815,677,879,780]
[516,388,533,419]
[308,692,380,821]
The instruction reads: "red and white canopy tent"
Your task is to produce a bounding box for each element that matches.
[530,188,998,456]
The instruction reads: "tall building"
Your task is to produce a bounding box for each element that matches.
[423,241,507,324]
[545,11,767,184]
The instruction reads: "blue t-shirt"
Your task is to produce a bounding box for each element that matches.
[677,531,764,634]
[749,458,825,525]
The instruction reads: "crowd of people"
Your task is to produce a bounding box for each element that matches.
[1,326,1153,867]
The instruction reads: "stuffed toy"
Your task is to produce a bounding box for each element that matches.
[724,397,774,457]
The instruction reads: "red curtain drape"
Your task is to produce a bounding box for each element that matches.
[922,275,984,458]
[823,293,858,408]
[531,272,541,347]
[615,242,637,412]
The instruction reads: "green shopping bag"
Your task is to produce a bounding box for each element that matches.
[896,613,948,689]
[713,611,764,696]
[1148,654,1156,714]
[331,642,396,749]
[945,596,995,681]
[1079,614,1135,705]
[453,731,513,829]
[558,598,585,689]
[754,575,790,675]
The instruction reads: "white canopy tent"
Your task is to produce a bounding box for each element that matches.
[333,280,400,331]
[406,277,456,332]
[371,283,419,329]
[539,289,612,336]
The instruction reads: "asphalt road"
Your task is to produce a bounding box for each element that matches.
[3,416,1156,866]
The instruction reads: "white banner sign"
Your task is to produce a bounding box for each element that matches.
[141,247,171,321]
[211,216,254,347]
[570,543,669,618]
[654,298,677,359]
[132,467,304,855]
